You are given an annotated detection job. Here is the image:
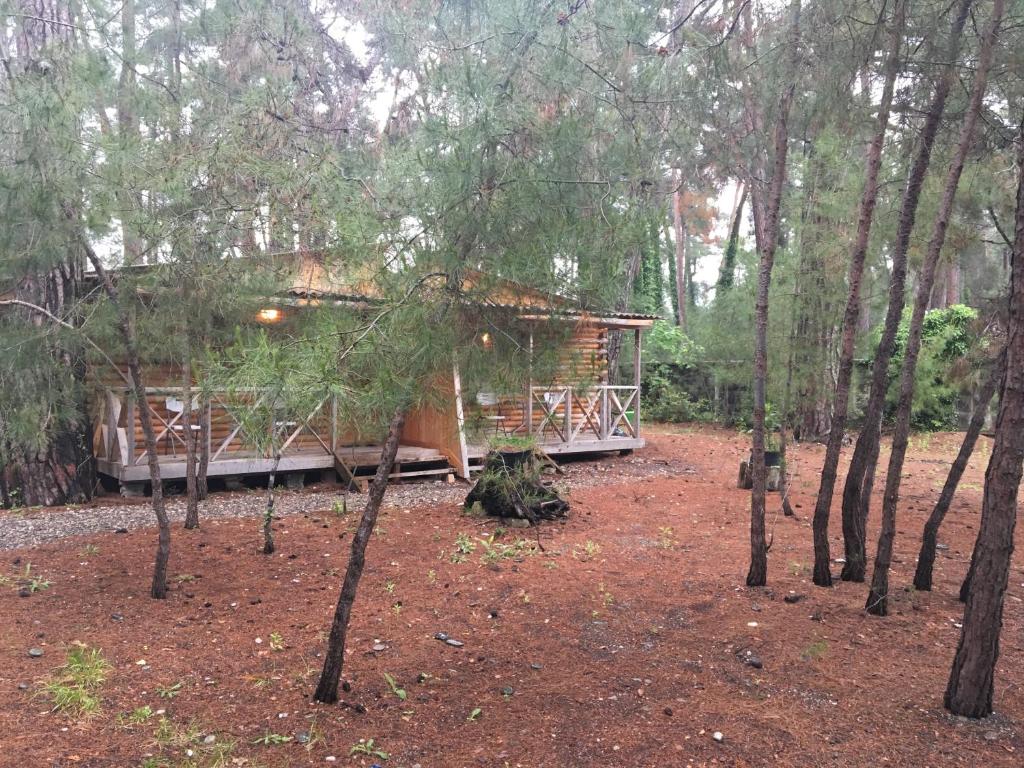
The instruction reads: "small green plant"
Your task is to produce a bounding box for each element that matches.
[450,532,477,563]
[573,540,602,561]
[426,569,436,584]
[17,562,51,593]
[156,681,183,699]
[478,532,533,564]
[268,632,285,651]
[331,498,348,517]
[251,732,292,746]
[81,544,99,556]
[384,579,397,594]
[658,526,675,549]
[391,601,402,616]
[118,705,154,727]
[40,644,110,718]
[801,640,828,661]
[350,738,389,760]
[383,672,407,701]
[467,706,483,722]
[174,573,196,584]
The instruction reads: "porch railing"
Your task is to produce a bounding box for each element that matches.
[94,386,337,467]
[524,384,639,443]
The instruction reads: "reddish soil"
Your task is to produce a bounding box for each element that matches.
[1,427,1021,767]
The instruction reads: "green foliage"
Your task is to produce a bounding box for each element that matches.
[879,304,982,430]
[40,644,110,718]
[350,738,388,760]
[641,321,711,423]
[383,672,407,701]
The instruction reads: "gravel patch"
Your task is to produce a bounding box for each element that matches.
[0,453,688,551]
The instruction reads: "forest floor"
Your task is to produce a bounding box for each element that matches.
[0,426,1021,767]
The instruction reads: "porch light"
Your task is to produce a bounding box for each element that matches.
[256,307,282,323]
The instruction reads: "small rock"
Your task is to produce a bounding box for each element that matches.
[111,613,124,622]
[936,543,949,551]
[984,731,998,742]
[18,683,29,690]
[115,528,129,534]
[712,731,724,743]
[663,707,673,717]
[784,594,804,604]
[342,681,352,692]
[744,654,763,670]
[18,587,31,598]
[202,735,216,745]
[294,731,310,745]
[325,757,336,763]
[530,663,543,670]
[27,648,44,658]
[445,638,464,647]
[371,643,387,652]
[501,686,514,697]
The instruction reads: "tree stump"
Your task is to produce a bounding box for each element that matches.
[464,450,569,524]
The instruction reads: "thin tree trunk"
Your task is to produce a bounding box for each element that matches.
[78,233,170,599]
[913,353,1002,591]
[944,115,1024,717]
[811,1,903,587]
[745,0,799,587]
[183,342,199,529]
[314,409,406,703]
[840,0,974,583]
[263,451,281,554]
[672,172,687,330]
[197,390,210,500]
[866,0,1003,616]
[717,184,746,292]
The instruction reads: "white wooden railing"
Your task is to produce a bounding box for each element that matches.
[525,384,639,443]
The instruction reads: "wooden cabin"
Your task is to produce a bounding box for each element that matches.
[89,256,655,493]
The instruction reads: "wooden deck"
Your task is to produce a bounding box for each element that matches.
[98,444,447,483]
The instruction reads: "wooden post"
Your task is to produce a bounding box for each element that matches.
[126,393,136,464]
[633,329,642,437]
[565,386,573,444]
[330,394,338,452]
[601,386,609,440]
[526,327,534,436]
[452,364,470,479]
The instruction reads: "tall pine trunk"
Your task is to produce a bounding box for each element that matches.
[866,0,1003,616]
[745,1,799,586]
[183,343,199,529]
[944,115,1024,717]
[314,410,406,703]
[840,0,974,582]
[79,237,171,599]
[810,2,903,587]
[912,354,1002,591]
[672,173,687,330]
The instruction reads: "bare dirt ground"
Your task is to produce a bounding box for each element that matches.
[0,426,1020,768]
